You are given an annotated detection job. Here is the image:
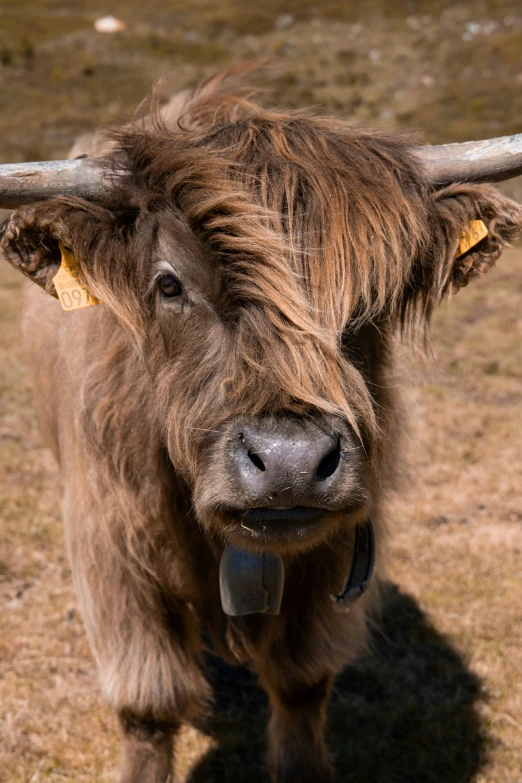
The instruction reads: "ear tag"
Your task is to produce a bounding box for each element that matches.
[456,219,488,259]
[53,243,100,311]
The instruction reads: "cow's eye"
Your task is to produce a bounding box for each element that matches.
[158,273,183,298]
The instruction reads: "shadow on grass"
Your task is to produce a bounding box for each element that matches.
[188,582,487,783]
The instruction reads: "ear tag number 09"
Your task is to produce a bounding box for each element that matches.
[53,243,100,311]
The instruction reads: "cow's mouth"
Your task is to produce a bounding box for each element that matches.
[237,505,329,542]
[243,506,324,521]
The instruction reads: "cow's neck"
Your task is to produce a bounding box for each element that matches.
[219,518,375,617]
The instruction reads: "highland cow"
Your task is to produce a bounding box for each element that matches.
[1,70,522,782]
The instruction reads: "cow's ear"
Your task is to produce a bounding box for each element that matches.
[428,183,522,296]
[0,202,80,297]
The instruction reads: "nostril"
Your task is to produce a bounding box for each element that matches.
[316,438,341,481]
[247,450,266,472]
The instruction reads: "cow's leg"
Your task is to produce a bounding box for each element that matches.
[98,601,208,783]
[88,590,208,783]
[259,669,335,783]
[240,551,372,782]
[93,596,208,783]
[63,499,210,783]
[118,712,177,783]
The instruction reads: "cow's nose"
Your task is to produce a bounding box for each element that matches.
[231,422,343,505]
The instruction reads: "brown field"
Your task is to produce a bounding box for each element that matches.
[1,1,521,781]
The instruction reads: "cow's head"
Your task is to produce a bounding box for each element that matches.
[2,76,522,555]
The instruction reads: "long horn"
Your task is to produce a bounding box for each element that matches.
[0,158,107,209]
[2,133,522,206]
[416,133,522,185]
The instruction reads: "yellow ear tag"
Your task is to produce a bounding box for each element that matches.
[53,243,100,311]
[456,219,488,259]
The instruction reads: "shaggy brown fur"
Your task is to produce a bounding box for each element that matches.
[2,68,522,782]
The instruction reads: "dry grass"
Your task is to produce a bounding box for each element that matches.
[1,1,522,781]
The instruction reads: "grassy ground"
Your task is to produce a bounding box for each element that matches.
[1,1,522,781]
